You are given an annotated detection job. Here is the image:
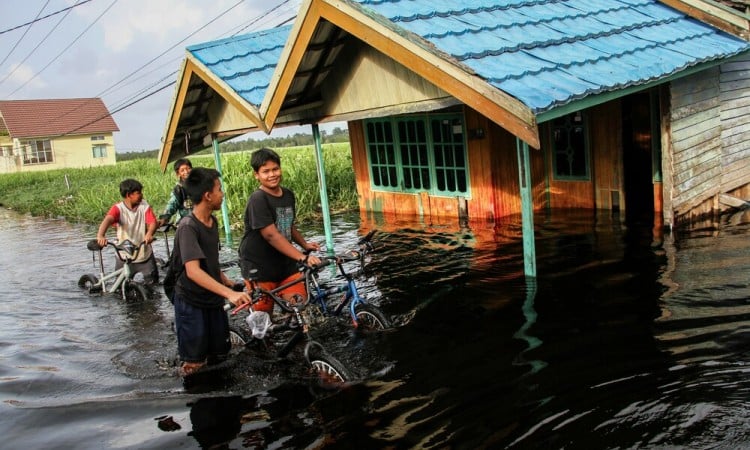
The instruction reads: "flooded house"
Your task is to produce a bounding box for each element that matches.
[158,0,750,274]
[0,98,119,173]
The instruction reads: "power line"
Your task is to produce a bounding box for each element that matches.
[0,0,94,36]
[0,0,81,88]
[7,0,119,98]
[0,0,51,67]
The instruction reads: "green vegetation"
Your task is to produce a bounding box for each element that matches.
[0,142,357,232]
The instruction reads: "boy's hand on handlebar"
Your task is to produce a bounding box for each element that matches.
[96,236,108,248]
[227,290,251,309]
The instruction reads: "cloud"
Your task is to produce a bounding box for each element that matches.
[2,63,47,90]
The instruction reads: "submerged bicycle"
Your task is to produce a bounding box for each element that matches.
[78,239,152,302]
[228,230,390,383]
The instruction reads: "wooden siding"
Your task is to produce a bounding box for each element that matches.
[670,67,723,216]
[590,101,624,211]
[720,52,750,193]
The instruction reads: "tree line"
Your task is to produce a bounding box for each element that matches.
[118,127,350,161]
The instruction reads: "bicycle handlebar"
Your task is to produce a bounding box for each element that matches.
[86,239,149,261]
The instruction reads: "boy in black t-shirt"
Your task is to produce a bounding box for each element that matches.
[172,167,250,377]
[238,148,322,314]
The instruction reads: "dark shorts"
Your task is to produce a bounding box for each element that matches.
[173,294,230,363]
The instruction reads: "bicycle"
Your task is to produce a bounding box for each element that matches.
[154,222,177,269]
[305,230,391,331]
[226,283,353,385]
[78,239,152,302]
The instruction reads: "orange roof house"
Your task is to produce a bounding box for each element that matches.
[0,98,119,173]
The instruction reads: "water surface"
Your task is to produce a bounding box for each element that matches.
[1,207,749,448]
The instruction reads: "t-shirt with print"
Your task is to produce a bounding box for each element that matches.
[238,187,298,282]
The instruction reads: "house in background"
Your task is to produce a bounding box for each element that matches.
[0,98,119,174]
[158,0,750,239]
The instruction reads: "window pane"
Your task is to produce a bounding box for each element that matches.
[552,112,588,179]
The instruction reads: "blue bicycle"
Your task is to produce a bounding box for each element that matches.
[305,230,390,331]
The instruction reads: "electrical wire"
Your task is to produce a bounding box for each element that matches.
[0,0,51,67]
[7,0,119,98]
[0,0,82,88]
[0,0,93,36]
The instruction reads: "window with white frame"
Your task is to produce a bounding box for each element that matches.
[91,135,105,141]
[92,144,107,158]
[21,140,54,165]
[364,114,469,195]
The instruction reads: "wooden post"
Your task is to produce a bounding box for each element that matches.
[212,135,232,245]
[312,124,334,253]
[517,138,536,277]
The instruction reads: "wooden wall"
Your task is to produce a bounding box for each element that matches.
[669,66,723,217]
[349,102,627,222]
[720,52,750,193]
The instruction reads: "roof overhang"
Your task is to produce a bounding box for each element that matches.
[658,0,750,40]
[158,56,267,171]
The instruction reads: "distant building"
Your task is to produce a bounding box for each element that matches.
[0,98,119,173]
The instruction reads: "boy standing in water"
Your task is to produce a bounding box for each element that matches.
[96,178,158,284]
[172,167,250,376]
[238,148,321,314]
[159,158,193,225]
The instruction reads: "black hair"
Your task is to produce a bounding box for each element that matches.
[184,167,221,205]
[119,179,143,197]
[250,147,280,172]
[173,158,193,173]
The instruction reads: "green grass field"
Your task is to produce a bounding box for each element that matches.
[0,143,357,232]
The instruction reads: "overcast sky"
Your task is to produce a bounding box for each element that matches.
[0,0,311,152]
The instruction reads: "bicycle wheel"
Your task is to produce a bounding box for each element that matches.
[123,281,148,302]
[78,274,102,293]
[306,344,352,385]
[228,325,249,348]
[354,303,391,331]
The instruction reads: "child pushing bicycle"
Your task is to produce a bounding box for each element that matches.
[172,168,251,377]
[238,148,322,316]
[96,178,159,285]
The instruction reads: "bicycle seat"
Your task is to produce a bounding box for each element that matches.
[87,239,104,251]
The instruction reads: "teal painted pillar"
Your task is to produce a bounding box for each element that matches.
[311,124,334,253]
[516,138,536,277]
[212,136,232,246]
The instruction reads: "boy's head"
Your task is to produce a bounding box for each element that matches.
[119,179,144,207]
[119,179,143,198]
[185,167,222,209]
[173,158,193,181]
[250,148,280,173]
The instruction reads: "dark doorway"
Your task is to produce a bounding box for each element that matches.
[621,92,656,223]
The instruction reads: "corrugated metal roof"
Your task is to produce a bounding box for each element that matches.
[354,0,750,113]
[0,98,119,139]
[187,25,291,107]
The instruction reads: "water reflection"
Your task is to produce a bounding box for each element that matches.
[2,207,750,448]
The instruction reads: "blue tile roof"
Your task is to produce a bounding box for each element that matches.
[355,0,750,113]
[185,0,749,116]
[187,25,292,107]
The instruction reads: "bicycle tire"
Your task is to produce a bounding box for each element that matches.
[354,303,391,331]
[78,274,102,293]
[123,281,148,302]
[306,346,352,385]
[228,325,249,348]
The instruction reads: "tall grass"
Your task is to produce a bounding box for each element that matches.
[0,143,357,231]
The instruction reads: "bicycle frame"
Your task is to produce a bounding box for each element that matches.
[89,240,144,296]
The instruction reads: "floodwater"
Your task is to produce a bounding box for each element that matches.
[1,206,750,449]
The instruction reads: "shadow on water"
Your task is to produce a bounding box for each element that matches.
[3,208,750,448]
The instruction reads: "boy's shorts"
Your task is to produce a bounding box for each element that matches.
[174,294,230,363]
[243,272,307,314]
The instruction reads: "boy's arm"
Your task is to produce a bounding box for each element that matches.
[144,207,157,244]
[261,224,321,265]
[184,260,250,307]
[96,215,116,247]
[291,225,320,252]
[160,191,179,225]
